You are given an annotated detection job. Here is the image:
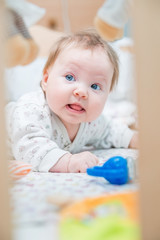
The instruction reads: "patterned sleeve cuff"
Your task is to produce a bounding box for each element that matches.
[38,148,69,172]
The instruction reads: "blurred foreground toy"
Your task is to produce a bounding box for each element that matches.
[87,156,128,185]
[60,192,140,240]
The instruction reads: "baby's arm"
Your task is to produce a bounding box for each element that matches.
[49,151,99,173]
[7,100,98,173]
[50,131,139,173]
[88,115,138,150]
[6,102,69,172]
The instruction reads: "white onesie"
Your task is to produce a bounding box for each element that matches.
[6,88,134,172]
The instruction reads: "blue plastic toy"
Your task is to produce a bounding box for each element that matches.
[87,156,129,185]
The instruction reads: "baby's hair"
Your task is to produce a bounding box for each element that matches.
[43,29,119,91]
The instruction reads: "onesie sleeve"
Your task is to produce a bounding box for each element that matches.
[88,115,134,149]
[6,102,69,172]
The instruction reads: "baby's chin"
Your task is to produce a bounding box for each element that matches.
[59,112,101,125]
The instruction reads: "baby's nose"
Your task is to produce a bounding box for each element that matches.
[73,87,88,99]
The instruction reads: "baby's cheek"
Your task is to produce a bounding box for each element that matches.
[90,101,104,117]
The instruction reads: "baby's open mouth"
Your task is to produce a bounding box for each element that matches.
[67,104,85,112]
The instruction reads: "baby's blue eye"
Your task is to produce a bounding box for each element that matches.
[91,84,101,90]
[65,74,75,81]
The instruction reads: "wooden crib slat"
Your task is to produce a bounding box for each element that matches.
[0,1,12,240]
[133,1,160,239]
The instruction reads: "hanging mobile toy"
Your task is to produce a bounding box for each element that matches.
[87,156,129,185]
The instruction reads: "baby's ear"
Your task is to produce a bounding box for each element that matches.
[41,71,49,91]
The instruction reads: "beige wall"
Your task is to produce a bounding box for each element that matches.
[28,0,104,32]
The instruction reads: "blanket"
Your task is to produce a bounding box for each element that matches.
[11,148,138,226]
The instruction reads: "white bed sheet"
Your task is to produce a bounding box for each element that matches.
[10,148,138,227]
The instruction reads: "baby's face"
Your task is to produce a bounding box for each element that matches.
[42,46,113,127]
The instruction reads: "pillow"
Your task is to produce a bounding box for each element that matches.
[5,57,47,102]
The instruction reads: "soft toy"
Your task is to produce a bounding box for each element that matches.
[5,8,39,67]
[9,160,32,181]
[94,0,133,41]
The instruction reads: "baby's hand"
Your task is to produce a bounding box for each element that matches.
[49,151,98,173]
[68,151,99,173]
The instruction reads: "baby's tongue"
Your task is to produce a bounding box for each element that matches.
[69,104,82,111]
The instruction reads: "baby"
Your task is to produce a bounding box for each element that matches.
[6,30,138,173]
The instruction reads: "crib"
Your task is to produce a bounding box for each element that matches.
[0,1,160,240]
